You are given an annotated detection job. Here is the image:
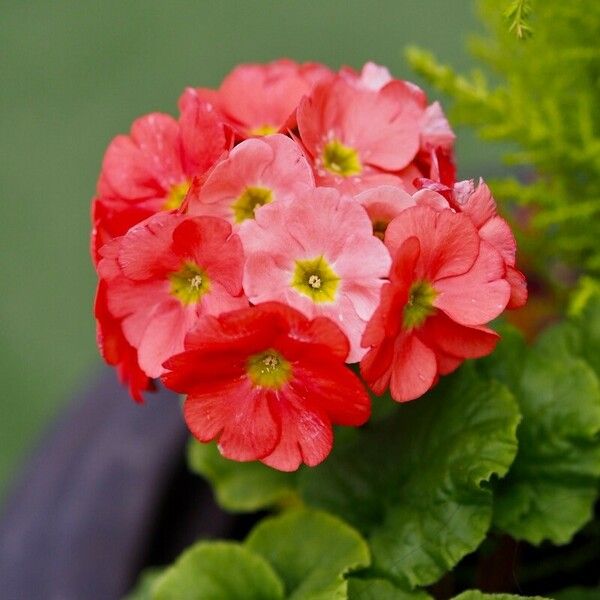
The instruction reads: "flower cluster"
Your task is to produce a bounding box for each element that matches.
[91,60,526,471]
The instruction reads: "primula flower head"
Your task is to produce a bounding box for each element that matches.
[361,205,511,402]
[97,212,247,379]
[297,76,424,193]
[240,187,391,362]
[186,134,314,225]
[162,302,371,471]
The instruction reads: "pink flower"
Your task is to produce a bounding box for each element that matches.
[240,187,391,362]
[186,134,314,224]
[416,178,528,308]
[183,60,333,139]
[162,302,370,471]
[296,76,423,193]
[361,205,512,402]
[97,213,247,378]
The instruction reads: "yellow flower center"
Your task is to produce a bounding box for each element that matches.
[322,139,362,177]
[169,261,210,305]
[247,349,292,389]
[163,181,191,210]
[403,280,437,329]
[231,186,274,223]
[291,256,340,303]
[249,124,279,136]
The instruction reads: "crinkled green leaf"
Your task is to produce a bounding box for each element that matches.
[452,592,548,600]
[151,541,284,600]
[298,365,520,589]
[187,439,297,512]
[347,577,431,600]
[489,322,600,545]
[246,509,370,600]
[123,568,164,600]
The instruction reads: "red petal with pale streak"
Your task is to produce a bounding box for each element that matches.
[261,389,332,471]
[434,242,510,326]
[389,333,437,403]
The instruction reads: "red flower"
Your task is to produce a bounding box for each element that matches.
[96,93,228,222]
[97,213,247,380]
[162,302,371,471]
[361,205,511,402]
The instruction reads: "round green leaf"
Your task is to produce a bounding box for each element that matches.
[187,439,297,512]
[299,365,520,589]
[151,541,284,600]
[246,509,370,599]
[491,323,600,545]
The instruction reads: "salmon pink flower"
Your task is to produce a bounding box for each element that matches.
[184,60,333,138]
[361,205,512,402]
[416,178,528,308]
[97,93,229,220]
[296,76,423,193]
[162,302,370,471]
[97,213,247,379]
[240,188,391,362]
[186,134,314,224]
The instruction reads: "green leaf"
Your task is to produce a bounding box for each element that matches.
[452,592,548,600]
[298,365,520,589]
[246,509,370,600]
[151,541,284,600]
[187,439,297,512]
[123,568,164,600]
[552,587,600,600]
[491,323,600,545]
[347,578,432,599]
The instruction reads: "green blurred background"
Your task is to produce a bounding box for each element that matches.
[0,0,486,498]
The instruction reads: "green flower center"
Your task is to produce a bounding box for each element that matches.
[249,124,278,136]
[231,186,273,223]
[322,139,362,177]
[163,180,191,210]
[403,280,437,329]
[247,349,292,389]
[169,261,210,305]
[291,256,340,303]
